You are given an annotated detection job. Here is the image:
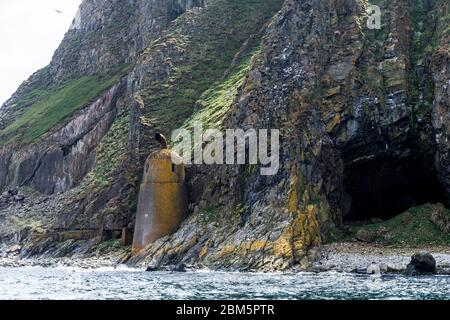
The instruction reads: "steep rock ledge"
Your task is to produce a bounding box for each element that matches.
[0,81,125,194]
[130,0,450,271]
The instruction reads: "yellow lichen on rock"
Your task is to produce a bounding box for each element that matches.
[288,205,321,261]
[283,169,323,264]
[199,245,209,259]
[249,240,267,252]
[287,171,300,213]
[214,244,238,260]
[326,113,341,132]
[272,234,294,259]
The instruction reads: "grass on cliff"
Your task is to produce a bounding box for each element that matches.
[86,113,129,190]
[410,0,449,57]
[338,204,450,246]
[139,0,283,136]
[179,44,260,132]
[0,65,130,145]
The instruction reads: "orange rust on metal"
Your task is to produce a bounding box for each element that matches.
[132,149,188,255]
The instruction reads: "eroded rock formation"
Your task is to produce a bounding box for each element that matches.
[0,0,448,271]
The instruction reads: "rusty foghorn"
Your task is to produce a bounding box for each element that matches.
[132,148,188,255]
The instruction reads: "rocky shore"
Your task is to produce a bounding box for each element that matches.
[3,239,450,276]
[0,241,131,270]
[310,243,450,275]
[0,256,123,269]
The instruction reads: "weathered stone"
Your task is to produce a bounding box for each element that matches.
[6,245,21,254]
[430,203,450,234]
[355,229,376,243]
[146,266,158,272]
[405,252,437,276]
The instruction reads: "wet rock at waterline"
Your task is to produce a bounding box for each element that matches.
[405,252,437,276]
[145,264,187,273]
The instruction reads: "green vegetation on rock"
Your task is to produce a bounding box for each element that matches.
[86,112,129,191]
[181,44,260,131]
[353,204,450,246]
[139,0,283,137]
[199,206,220,225]
[0,65,130,145]
[95,239,126,253]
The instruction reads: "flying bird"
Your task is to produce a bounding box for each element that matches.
[55,9,63,14]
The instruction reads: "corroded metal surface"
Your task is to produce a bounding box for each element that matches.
[132,149,188,255]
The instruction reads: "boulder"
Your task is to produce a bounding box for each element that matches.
[6,244,22,254]
[430,204,450,234]
[146,266,159,272]
[405,252,437,276]
[169,264,187,272]
[355,229,376,243]
[146,264,187,272]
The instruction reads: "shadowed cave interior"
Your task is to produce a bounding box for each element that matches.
[343,152,448,222]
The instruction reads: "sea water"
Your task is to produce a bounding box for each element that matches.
[0,267,449,300]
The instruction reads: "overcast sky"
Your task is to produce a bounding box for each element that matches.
[0,0,82,105]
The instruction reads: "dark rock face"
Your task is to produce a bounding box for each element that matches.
[40,0,206,85]
[145,264,187,272]
[128,0,450,271]
[146,266,158,272]
[405,252,437,276]
[0,82,124,194]
[432,49,450,204]
[355,230,376,243]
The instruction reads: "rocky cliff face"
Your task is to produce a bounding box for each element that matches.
[0,0,449,271]
[0,0,206,229]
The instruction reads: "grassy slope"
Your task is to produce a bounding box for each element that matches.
[0,65,130,145]
[82,0,283,194]
[140,0,284,136]
[85,112,129,190]
[1,0,283,147]
[351,204,450,246]
[180,44,261,131]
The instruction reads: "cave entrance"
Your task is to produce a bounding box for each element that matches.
[343,151,448,222]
